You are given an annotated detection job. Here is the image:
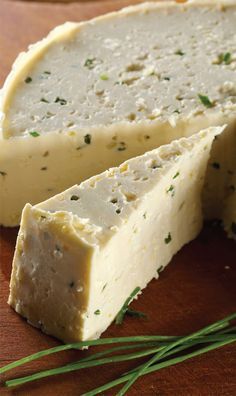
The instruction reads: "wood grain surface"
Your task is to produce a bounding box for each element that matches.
[0,1,236,395]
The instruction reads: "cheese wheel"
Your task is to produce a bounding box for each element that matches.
[0,0,236,226]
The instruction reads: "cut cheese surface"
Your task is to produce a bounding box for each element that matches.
[8,126,224,342]
[0,0,236,226]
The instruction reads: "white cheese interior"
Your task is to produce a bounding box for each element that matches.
[9,126,223,342]
[2,2,236,136]
[0,1,236,226]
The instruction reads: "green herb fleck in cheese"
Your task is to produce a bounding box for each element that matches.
[175,49,185,56]
[25,76,32,83]
[29,131,40,137]
[100,74,109,81]
[164,232,172,244]
[70,195,79,201]
[84,58,96,69]
[55,97,67,105]
[84,134,91,145]
[198,94,214,108]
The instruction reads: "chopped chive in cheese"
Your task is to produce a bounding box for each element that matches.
[164,232,172,244]
[70,195,79,201]
[54,97,67,105]
[24,76,32,83]
[198,94,214,108]
[117,142,126,151]
[100,74,109,81]
[29,131,40,137]
[116,287,141,325]
[175,49,185,56]
[84,58,96,69]
[173,172,180,179]
[218,52,232,65]
[167,185,175,196]
[157,265,164,275]
[84,134,91,145]
[94,310,101,315]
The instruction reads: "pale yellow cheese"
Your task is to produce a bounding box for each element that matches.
[9,126,224,342]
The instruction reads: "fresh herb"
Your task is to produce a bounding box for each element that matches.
[198,94,214,108]
[211,162,220,170]
[0,171,7,176]
[173,171,179,179]
[100,74,109,81]
[164,232,172,244]
[231,222,236,235]
[173,109,180,114]
[157,265,164,275]
[84,134,91,145]
[25,76,32,83]
[167,185,175,197]
[163,77,170,81]
[29,131,40,137]
[143,212,147,219]
[151,163,162,170]
[102,284,107,292]
[94,310,101,315]
[40,98,49,103]
[115,287,141,325]
[126,309,147,319]
[116,209,121,214]
[175,49,185,56]
[1,314,235,393]
[117,142,126,151]
[70,195,79,201]
[84,58,96,69]
[218,52,232,65]
[55,97,67,105]
[117,315,236,395]
[40,167,47,171]
[43,71,51,75]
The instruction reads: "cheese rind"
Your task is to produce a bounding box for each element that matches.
[1,0,236,226]
[8,126,223,342]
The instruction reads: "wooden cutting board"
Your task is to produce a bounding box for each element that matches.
[0,1,236,395]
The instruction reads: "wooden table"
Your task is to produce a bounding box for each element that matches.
[0,1,236,395]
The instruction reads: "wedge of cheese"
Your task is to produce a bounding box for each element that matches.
[8,126,224,342]
[1,0,236,226]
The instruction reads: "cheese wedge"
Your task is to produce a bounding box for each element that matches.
[1,0,236,226]
[8,126,224,342]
